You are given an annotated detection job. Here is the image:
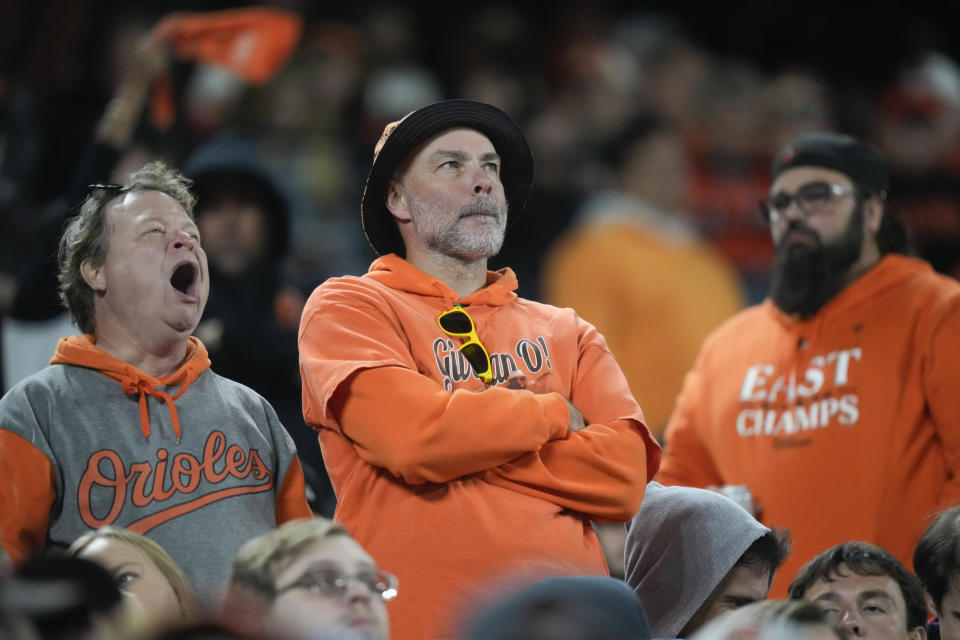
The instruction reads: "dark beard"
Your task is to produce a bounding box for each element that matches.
[769,205,864,318]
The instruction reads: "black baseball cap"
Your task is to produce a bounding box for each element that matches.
[360,99,535,257]
[771,132,889,194]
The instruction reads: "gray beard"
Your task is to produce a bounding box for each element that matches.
[414,197,508,261]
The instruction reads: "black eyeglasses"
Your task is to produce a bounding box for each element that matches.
[760,181,856,223]
[275,568,398,601]
[437,304,493,384]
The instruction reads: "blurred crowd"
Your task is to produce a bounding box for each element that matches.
[2,3,960,640]
[3,3,960,321]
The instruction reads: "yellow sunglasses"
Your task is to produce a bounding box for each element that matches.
[437,304,493,384]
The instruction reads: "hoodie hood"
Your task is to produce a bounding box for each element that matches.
[365,254,519,307]
[49,335,211,442]
[624,482,771,639]
[184,133,291,265]
[765,254,930,328]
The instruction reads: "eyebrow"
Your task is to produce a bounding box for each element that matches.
[813,592,842,604]
[293,560,378,575]
[859,590,897,606]
[813,590,898,606]
[723,595,761,608]
[138,216,200,233]
[429,149,501,163]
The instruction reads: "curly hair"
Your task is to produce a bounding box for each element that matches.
[57,161,195,334]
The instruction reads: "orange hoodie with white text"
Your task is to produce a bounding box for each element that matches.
[299,255,660,640]
[657,255,960,596]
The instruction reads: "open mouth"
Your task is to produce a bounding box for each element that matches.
[170,262,198,296]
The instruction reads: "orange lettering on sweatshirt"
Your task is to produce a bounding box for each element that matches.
[78,430,273,530]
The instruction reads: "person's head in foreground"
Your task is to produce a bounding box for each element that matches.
[914,505,960,640]
[788,541,927,640]
[690,598,847,640]
[460,575,652,640]
[58,161,208,349]
[226,517,394,640]
[625,482,792,638]
[361,98,534,265]
[68,526,197,628]
[763,132,908,318]
[11,554,147,640]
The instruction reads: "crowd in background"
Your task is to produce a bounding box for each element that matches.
[3,2,960,328]
[2,2,960,640]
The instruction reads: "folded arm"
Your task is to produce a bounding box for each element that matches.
[483,323,662,522]
[328,366,570,484]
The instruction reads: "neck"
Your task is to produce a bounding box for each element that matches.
[843,243,882,288]
[94,323,191,378]
[405,249,489,299]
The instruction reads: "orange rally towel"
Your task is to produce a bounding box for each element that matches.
[150,6,303,129]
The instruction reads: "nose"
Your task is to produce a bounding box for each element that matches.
[471,163,493,195]
[343,577,374,603]
[840,609,864,637]
[171,230,197,251]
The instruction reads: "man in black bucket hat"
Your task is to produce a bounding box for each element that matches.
[297,99,661,640]
[657,131,960,597]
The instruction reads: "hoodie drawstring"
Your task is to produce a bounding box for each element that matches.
[50,335,212,444]
[120,369,197,443]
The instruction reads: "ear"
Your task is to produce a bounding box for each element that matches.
[863,194,884,235]
[907,624,928,640]
[385,179,412,223]
[80,259,106,293]
[925,592,940,620]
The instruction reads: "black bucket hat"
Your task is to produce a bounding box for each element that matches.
[360,99,535,257]
[771,132,889,194]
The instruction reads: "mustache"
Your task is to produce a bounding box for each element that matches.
[780,220,820,245]
[456,197,505,220]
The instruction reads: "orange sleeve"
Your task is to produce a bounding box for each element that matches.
[0,430,56,564]
[484,323,661,522]
[656,363,725,488]
[274,456,314,522]
[484,418,650,522]
[330,366,570,485]
[927,297,960,508]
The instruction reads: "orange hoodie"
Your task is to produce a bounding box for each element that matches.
[657,255,960,596]
[299,255,660,640]
[0,335,312,606]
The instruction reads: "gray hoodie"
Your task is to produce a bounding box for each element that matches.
[624,482,770,639]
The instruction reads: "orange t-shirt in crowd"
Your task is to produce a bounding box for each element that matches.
[657,254,960,597]
[299,255,660,640]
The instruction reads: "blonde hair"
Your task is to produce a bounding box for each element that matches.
[68,526,197,620]
[230,517,350,598]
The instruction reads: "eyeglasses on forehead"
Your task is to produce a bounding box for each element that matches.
[437,304,493,384]
[87,182,125,193]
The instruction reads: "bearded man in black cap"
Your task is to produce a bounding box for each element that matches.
[297,100,660,640]
[657,132,960,597]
